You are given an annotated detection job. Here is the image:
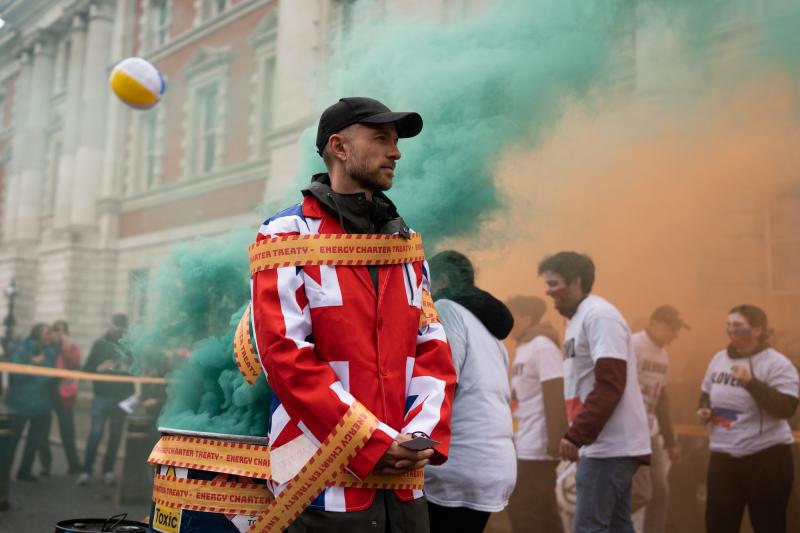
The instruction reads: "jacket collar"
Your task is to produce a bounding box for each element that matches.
[301,173,410,237]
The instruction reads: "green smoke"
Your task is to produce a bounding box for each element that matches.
[129,229,270,436]
[297,0,634,244]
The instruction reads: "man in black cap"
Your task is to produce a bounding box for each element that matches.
[250,98,455,532]
[630,305,690,533]
[314,96,422,204]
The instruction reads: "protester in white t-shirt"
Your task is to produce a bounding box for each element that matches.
[506,296,568,533]
[425,251,517,533]
[697,305,799,533]
[630,305,688,533]
[538,251,651,533]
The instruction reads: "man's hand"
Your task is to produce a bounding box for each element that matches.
[559,438,579,462]
[374,434,434,475]
[731,364,752,384]
[96,360,114,372]
[696,407,712,423]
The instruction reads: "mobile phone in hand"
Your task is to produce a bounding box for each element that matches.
[399,436,440,451]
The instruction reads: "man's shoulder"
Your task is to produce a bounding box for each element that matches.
[258,199,317,238]
[582,295,626,324]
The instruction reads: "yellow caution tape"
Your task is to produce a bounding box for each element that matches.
[234,305,261,385]
[251,401,378,532]
[148,435,271,479]
[673,424,800,443]
[0,361,166,384]
[248,233,425,276]
[419,290,439,328]
[148,434,424,489]
[152,474,274,515]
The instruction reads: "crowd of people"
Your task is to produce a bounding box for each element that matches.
[425,250,799,533]
[1,313,156,487]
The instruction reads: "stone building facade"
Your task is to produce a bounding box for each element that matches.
[0,0,797,353]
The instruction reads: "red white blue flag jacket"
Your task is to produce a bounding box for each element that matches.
[251,193,456,512]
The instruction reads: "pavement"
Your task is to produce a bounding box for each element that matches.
[1,384,151,532]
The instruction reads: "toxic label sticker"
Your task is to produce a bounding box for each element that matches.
[152,504,182,533]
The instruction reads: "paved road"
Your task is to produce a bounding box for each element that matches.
[1,385,151,531]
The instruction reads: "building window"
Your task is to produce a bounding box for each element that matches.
[182,46,231,179]
[140,109,162,189]
[59,39,71,93]
[259,56,276,153]
[148,0,171,51]
[200,0,227,23]
[768,190,800,293]
[251,12,278,157]
[193,82,219,175]
[128,268,150,323]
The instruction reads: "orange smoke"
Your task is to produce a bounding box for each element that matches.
[446,74,800,420]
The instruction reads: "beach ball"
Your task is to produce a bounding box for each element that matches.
[109,57,166,110]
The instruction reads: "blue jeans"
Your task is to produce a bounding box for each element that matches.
[574,457,640,533]
[82,395,126,475]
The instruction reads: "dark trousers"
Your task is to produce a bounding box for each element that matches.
[287,490,429,533]
[10,414,49,478]
[706,443,794,533]
[427,501,490,533]
[82,395,126,475]
[38,401,81,473]
[508,459,562,533]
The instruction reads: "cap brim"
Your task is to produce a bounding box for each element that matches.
[359,111,423,138]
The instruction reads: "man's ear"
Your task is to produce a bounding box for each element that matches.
[329,133,348,162]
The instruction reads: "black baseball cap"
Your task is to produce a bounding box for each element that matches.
[316,97,423,156]
[650,305,691,331]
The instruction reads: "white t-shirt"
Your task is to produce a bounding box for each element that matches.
[632,330,669,430]
[424,299,517,512]
[701,347,799,457]
[511,335,564,460]
[563,295,651,458]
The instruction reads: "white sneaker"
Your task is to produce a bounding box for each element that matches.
[103,472,116,486]
[76,473,90,485]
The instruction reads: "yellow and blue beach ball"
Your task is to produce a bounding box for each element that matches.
[109,57,166,110]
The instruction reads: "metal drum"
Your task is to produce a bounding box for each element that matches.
[148,428,270,533]
[55,513,149,532]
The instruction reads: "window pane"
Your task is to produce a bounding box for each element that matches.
[195,84,218,174]
[261,56,276,137]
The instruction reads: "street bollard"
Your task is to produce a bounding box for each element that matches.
[117,414,156,505]
[0,405,14,510]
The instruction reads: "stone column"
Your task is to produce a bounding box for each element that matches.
[70,0,114,232]
[1,49,33,243]
[53,14,88,231]
[262,0,320,205]
[99,0,135,246]
[15,37,56,242]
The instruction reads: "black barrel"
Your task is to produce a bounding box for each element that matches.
[0,405,14,511]
[117,414,156,505]
[55,513,149,533]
